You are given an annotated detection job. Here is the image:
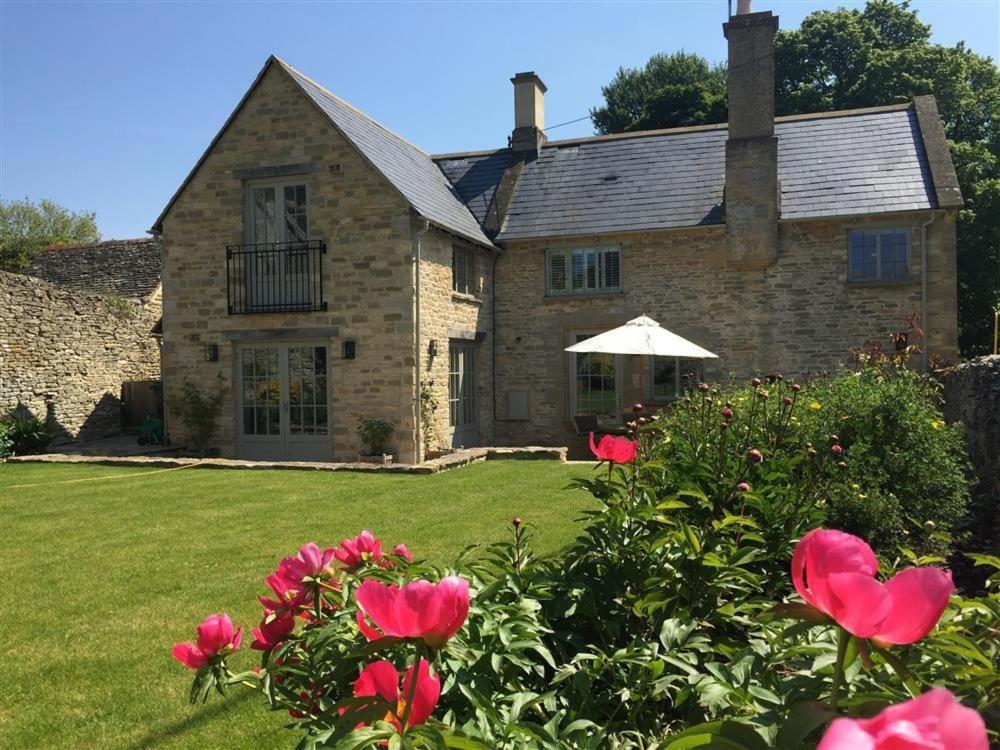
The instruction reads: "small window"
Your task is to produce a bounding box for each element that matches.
[849,229,909,282]
[452,244,477,295]
[547,247,621,295]
[647,357,681,401]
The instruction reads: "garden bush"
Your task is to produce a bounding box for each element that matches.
[0,416,51,456]
[170,374,997,749]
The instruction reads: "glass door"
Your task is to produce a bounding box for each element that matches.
[448,342,477,448]
[570,332,620,424]
[237,343,331,461]
[245,183,310,310]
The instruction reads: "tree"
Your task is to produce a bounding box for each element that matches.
[592,1,1000,355]
[590,51,727,134]
[0,198,101,272]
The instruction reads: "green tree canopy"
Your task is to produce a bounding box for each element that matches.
[592,0,999,355]
[0,198,101,273]
[590,51,727,133]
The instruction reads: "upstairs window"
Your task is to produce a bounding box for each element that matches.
[246,183,308,244]
[547,247,621,295]
[452,243,477,295]
[849,228,909,282]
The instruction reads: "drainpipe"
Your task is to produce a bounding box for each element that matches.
[411,216,430,462]
[920,213,936,372]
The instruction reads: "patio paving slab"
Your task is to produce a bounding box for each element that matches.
[6,446,567,475]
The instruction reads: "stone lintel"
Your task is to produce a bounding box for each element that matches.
[221,326,340,341]
[232,162,317,181]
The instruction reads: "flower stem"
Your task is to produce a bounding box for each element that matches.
[398,643,424,733]
[830,627,849,711]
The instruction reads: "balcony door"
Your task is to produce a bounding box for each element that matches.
[245,182,311,311]
[448,342,477,448]
[237,343,331,462]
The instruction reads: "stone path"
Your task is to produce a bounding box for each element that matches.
[7,446,567,475]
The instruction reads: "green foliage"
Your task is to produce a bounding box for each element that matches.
[0,416,52,456]
[591,0,1000,355]
[590,51,727,134]
[798,368,972,556]
[358,418,395,456]
[0,197,100,272]
[101,294,137,320]
[174,376,225,455]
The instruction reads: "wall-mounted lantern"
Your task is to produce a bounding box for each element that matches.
[204,344,219,362]
[428,339,439,357]
[342,340,356,360]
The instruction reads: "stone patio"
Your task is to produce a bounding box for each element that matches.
[6,445,567,475]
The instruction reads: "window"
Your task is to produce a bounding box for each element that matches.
[547,247,621,295]
[246,183,308,244]
[849,228,910,282]
[647,357,681,401]
[452,244,477,295]
[571,333,619,423]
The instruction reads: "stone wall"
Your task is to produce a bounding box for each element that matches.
[418,227,495,455]
[0,271,161,442]
[493,210,958,450]
[159,63,419,462]
[937,356,1000,544]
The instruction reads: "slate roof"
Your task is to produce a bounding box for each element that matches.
[433,105,936,241]
[26,238,162,300]
[278,60,493,248]
[434,150,517,227]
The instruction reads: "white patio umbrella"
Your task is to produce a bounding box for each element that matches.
[565,315,718,406]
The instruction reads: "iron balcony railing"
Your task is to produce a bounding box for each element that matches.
[226,240,327,315]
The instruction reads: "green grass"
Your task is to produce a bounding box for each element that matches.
[0,460,595,749]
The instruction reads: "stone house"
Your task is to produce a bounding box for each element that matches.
[0,238,163,441]
[153,3,961,463]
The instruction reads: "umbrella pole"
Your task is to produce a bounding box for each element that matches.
[639,354,644,408]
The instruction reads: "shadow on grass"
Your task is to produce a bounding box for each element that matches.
[125,688,260,750]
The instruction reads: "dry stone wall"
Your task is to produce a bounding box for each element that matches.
[0,271,162,442]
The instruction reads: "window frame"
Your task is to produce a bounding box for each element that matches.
[452,243,478,296]
[645,356,682,403]
[546,245,622,296]
[243,179,310,245]
[569,331,621,425]
[847,226,911,284]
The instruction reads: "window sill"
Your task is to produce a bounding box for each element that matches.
[544,290,624,302]
[451,292,483,305]
[847,278,919,288]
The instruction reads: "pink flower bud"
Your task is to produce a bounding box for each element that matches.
[783,396,793,406]
[698,383,709,392]
[747,448,763,463]
[832,444,843,455]
[751,378,762,387]
[512,517,522,528]
[791,384,801,392]
[737,482,750,493]
[722,407,734,419]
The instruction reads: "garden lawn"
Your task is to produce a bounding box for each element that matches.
[0,459,595,749]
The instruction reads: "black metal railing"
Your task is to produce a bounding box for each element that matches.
[226,240,327,315]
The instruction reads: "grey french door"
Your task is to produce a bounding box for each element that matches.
[448,342,477,448]
[237,343,331,461]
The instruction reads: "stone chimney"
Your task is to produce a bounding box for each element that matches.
[723,0,779,267]
[510,72,547,154]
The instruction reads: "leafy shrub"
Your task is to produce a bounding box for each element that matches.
[358,418,394,456]
[169,381,997,749]
[798,368,972,556]
[0,416,52,456]
[174,376,225,456]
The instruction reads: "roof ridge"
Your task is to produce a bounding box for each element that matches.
[273,56,434,158]
[42,238,157,252]
[543,102,913,148]
[433,102,915,158]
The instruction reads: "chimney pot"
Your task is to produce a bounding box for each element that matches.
[736,0,752,14]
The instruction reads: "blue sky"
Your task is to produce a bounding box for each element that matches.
[2,0,998,239]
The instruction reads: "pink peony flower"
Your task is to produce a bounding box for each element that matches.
[334,530,384,570]
[792,528,953,644]
[817,689,987,750]
[589,432,638,464]
[355,576,470,649]
[171,613,242,669]
[392,544,413,562]
[259,569,310,613]
[353,658,441,732]
[279,542,338,585]
[250,610,296,651]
